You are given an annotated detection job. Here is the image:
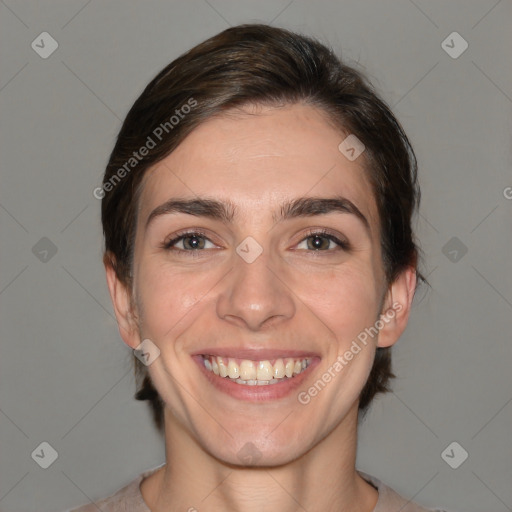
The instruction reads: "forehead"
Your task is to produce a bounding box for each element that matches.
[138,103,379,228]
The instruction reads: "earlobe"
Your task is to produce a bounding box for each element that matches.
[377,267,417,348]
[104,253,140,350]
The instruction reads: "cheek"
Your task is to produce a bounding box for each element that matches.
[295,264,381,341]
[135,261,189,332]
[134,257,221,342]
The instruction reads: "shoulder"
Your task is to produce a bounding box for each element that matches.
[64,464,164,512]
[358,471,451,512]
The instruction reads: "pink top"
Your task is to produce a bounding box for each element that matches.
[67,464,447,512]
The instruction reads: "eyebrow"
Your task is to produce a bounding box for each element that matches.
[146,198,237,228]
[145,196,370,233]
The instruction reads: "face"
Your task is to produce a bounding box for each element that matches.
[109,103,412,466]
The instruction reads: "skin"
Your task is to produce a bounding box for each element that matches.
[106,103,416,511]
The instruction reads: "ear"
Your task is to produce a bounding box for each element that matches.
[104,253,141,350]
[377,266,417,348]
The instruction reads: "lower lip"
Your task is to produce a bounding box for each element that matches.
[193,356,320,402]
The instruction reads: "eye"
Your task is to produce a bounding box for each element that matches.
[295,230,349,251]
[162,231,217,251]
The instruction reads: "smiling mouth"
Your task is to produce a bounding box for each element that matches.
[200,355,312,386]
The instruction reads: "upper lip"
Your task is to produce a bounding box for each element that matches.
[192,348,319,360]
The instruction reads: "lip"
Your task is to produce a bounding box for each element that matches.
[191,347,319,361]
[192,351,320,402]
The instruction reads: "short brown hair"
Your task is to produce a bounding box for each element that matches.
[101,24,421,433]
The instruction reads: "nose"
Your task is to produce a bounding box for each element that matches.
[216,246,296,331]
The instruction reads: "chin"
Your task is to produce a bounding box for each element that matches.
[201,433,314,469]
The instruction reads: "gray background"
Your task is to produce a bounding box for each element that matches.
[1,1,511,511]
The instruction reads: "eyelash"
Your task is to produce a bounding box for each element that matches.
[161,229,212,252]
[161,229,350,253]
[299,229,350,251]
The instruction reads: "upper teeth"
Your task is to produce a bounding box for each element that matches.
[203,356,311,384]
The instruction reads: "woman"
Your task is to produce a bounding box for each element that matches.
[70,24,447,512]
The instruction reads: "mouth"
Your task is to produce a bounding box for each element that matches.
[201,355,312,385]
[192,350,319,401]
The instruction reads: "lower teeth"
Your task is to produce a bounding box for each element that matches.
[233,378,286,386]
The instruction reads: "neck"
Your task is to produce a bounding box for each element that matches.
[141,403,378,512]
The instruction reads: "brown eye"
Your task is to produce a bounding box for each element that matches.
[307,235,331,250]
[296,231,350,251]
[180,235,206,250]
